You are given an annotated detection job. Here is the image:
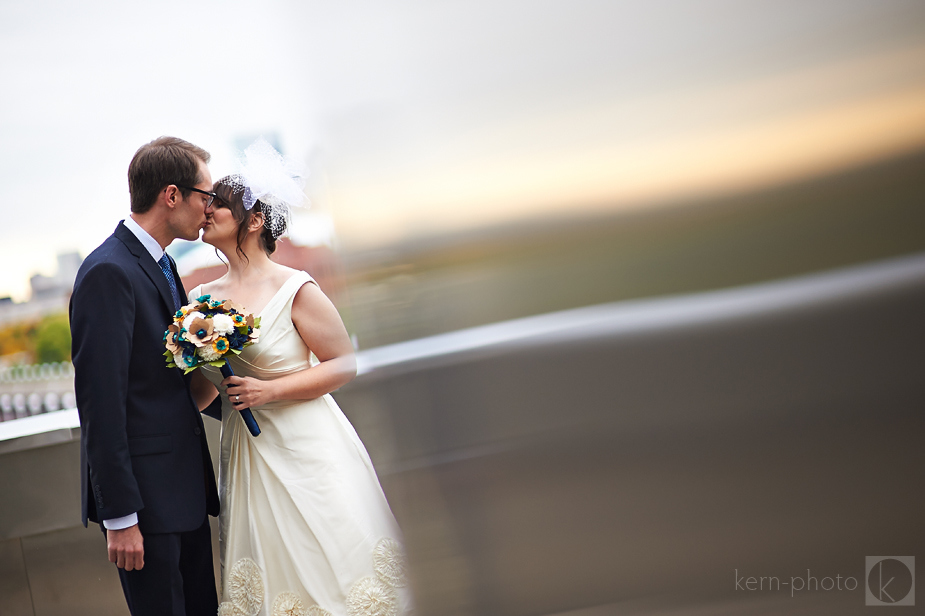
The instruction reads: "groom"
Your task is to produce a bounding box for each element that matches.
[70,137,220,615]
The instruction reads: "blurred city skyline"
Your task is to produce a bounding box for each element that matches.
[1,0,924,301]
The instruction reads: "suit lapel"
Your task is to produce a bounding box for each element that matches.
[113,222,177,316]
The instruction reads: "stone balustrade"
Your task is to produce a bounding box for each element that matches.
[0,362,75,421]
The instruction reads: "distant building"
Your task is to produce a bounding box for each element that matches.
[0,251,83,326]
[29,251,81,301]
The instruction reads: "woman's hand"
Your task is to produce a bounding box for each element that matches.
[217,279,357,407]
[221,375,274,410]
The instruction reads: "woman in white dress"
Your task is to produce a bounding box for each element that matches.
[189,142,408,616]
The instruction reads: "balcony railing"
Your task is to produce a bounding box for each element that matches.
[0,361,75,421]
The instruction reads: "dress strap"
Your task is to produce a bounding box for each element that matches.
[258,271,315,326]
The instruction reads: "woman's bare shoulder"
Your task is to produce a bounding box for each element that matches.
[198,272,231,299]
[271,263,303,286]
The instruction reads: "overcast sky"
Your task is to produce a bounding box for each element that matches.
[1,0,924,300]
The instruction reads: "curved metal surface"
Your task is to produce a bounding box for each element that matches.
[339,252,925,616]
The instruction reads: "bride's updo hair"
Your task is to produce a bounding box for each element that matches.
[213,175,285,261]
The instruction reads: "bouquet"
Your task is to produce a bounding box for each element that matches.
[164,295,260,372]
[164,295,262,436]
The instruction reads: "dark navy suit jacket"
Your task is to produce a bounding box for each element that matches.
[70,221,219,534]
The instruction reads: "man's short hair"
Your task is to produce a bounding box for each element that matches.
[128,137,211,214]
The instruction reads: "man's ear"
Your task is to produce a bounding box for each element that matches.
[163,185,180,210]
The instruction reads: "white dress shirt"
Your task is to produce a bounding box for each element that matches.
[123,215,165,261]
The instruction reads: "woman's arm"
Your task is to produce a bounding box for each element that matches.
[222,281,357,409]
[190,370,220,411]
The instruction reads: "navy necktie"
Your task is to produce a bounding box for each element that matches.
[157,254,181,312]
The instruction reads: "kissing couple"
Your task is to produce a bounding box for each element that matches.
[70,137,409,616]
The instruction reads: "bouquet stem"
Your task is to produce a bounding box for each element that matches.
[220,362,261,437]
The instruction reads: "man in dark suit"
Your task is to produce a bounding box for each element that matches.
[70,137,221,616]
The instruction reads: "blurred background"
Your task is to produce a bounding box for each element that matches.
[1,1,924,615]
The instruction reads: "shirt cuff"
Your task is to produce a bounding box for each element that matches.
[102,513,138,530]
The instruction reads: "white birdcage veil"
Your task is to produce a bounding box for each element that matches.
[219,138,307,239]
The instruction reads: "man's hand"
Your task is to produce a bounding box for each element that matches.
[107,524,144,571]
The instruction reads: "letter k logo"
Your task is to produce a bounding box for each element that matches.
[866,556,914,606]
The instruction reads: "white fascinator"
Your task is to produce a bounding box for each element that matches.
[221,137,307,239]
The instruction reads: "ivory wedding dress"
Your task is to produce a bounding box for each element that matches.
[194,271,408,616]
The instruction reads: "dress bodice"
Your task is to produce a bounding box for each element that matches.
[192,271,317,409]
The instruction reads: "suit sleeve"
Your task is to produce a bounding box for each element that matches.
[201,395,223,420]
[71,261,144,520]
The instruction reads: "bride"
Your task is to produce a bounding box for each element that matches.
[189,140,408,616]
